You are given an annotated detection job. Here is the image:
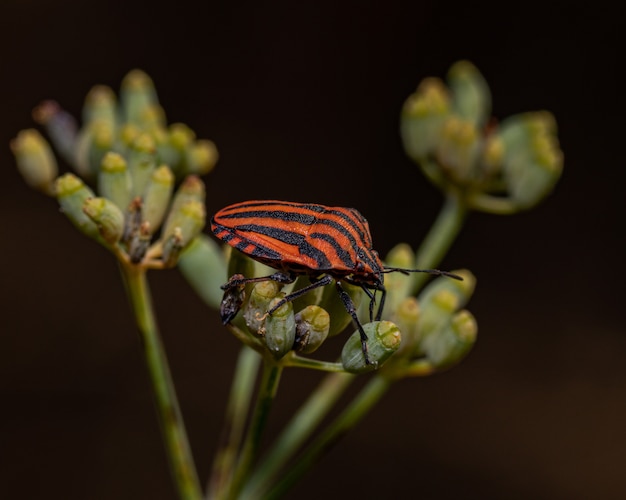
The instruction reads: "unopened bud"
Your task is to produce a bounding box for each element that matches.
[82,197,125,244]
[400,77,450,161]
[447,60,491,127]
[264,297,296,360]
[421,309,477,369]
[99,152,132,211]
[161,200,205,249]
[244,281,282,334]
[158,123,196,174]
[120,69,159,124]
[55,173,99,238]
[435,116,480,182]
[83,85,118,128]
[32,101,77,166]
[382,243,415,318]
[142,165,174,233]
[184,139,219,176]
[11,129,58,195]
[342,321,401,374]
[128,133,157,197]
[293,306,330,354]
[391,297,421,355]
[499,112,563,209]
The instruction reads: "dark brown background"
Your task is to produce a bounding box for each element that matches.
[1,2,624,499]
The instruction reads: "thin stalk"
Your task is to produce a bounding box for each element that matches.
[207,346,261,498]
[413,193,467,293]
[266,375,391,498]
[121,263,202,500]
[242,371,354,497]
[227,359,283,499]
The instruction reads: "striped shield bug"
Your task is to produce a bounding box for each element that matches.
[211,200,461,365]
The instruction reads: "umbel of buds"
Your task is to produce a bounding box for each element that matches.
[11,70,220,269]
[401,60,563,214]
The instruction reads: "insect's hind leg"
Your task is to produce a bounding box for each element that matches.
[335,281,372,365]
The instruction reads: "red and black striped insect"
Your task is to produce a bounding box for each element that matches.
[211,200,461,364]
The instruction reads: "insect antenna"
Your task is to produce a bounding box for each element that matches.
[382,267,463,281]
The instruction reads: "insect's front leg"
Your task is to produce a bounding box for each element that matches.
[219,271,297,324]
[220,271,297,291]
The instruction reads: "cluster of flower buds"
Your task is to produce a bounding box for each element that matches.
[372,243,477,378]
[10,70,218,268]
[401,61,563,213]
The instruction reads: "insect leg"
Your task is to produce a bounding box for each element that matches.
[267,274,333,315]
[375,283,386,321]
[219,272,297,324]
[220,271,297,291]
[335,281,371,365]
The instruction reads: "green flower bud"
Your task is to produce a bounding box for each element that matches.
[499,112,563,209]
[447,60,491,127]
[382,243,415,318]
[32,100,77,166]
[83,85,118,129]
[55,173,99,238]
[293,305,330,354]
[178,234,228,309]
[317,280,362,338]
[82,197,125,244]
[400,77,450,161]
[391,297,420,355]
[161,200,205,249]
[99,151,133,211]
[128,133,157,197]
[11,129,58,195]
[119,123,141,149]
[142,165,174,233]
[120,69,159,124]
[416,270,475,351]
[138,104,167,131]
[264,296,296,360]
[166,175,206,224]
[421,309,477,369]
[480,133,505,178]
[154,123,195,175]
[183,139,219,176]
[244,281,282,334]
[435,116,481,183]
[342,321,401,374]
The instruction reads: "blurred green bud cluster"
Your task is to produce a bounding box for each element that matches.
[401,60,563,213]
[11,70,219,269]
[373,244,478,379]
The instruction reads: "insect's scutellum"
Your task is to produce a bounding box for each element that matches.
[211,200,461,365]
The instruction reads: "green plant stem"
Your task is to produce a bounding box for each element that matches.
[242,371,354,497]
[227,359,283,499]
[282,352,346,372]
[208,346,261,499]
[121,263,202,500]
[266,375,392,498]
[413,192,467,293]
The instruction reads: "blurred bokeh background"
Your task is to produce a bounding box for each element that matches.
[1,2,623,499]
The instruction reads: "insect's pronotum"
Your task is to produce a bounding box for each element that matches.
[211,200,461,364]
